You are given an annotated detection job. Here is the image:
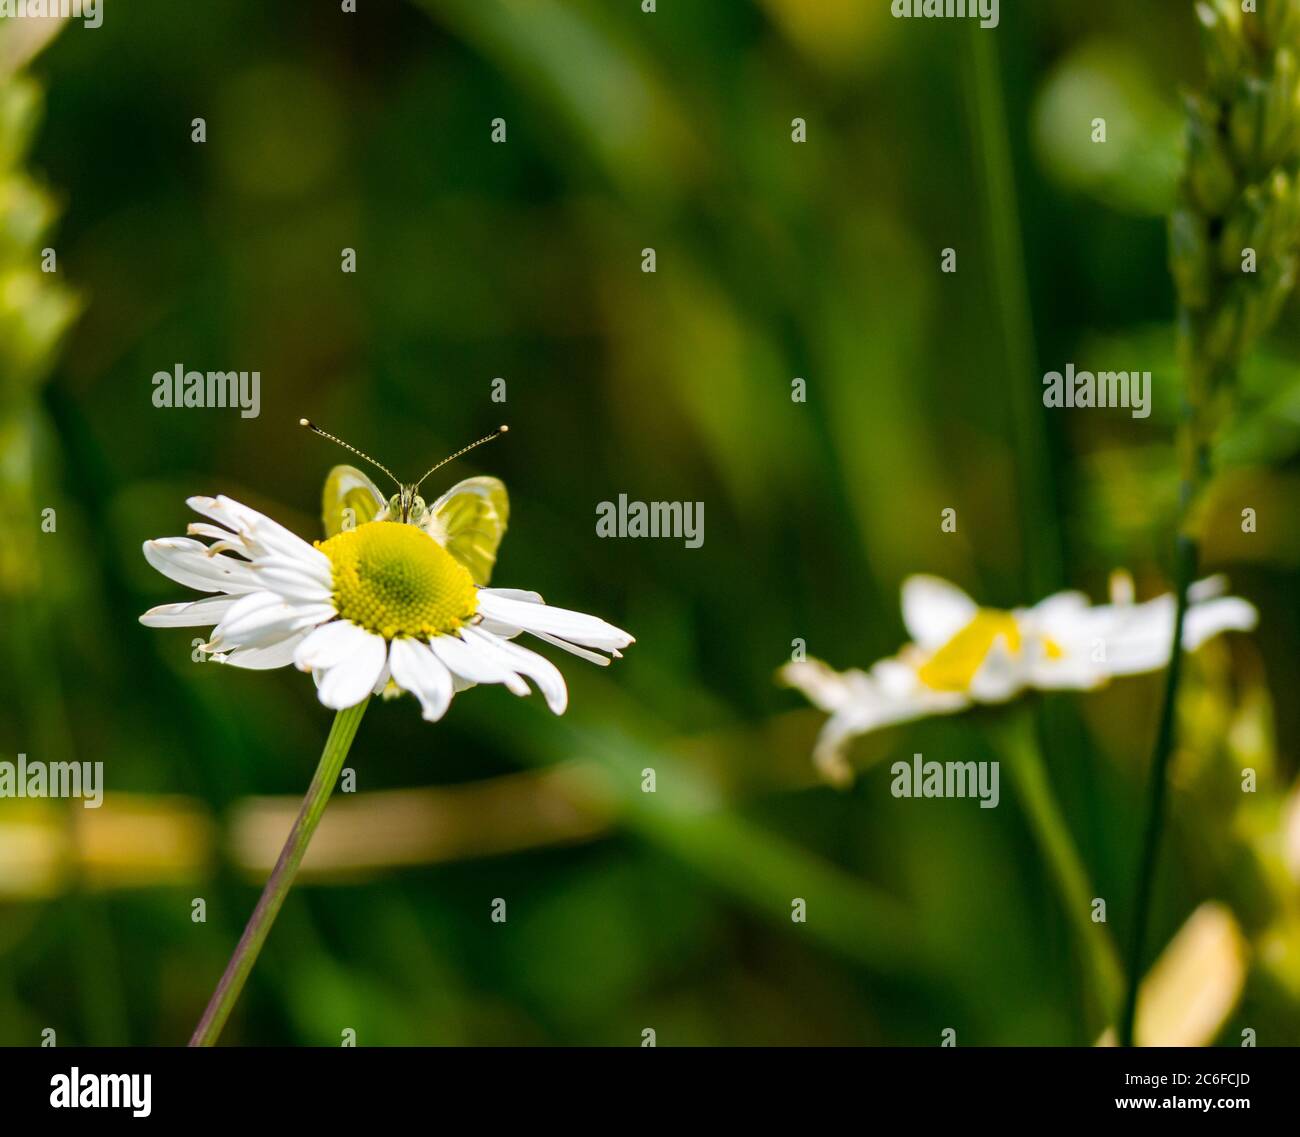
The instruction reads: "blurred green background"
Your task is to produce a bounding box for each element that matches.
[1,0,1299,1046]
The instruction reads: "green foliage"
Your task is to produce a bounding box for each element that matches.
[1172,0,1300,445]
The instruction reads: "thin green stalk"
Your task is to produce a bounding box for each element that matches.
[189,698,369,1047]
[1118,537,1196,1048]
[1119,426,1210,1047]
[966,29,1061,601]
[1117,0,1300,1046]
[999,714,1124,1026]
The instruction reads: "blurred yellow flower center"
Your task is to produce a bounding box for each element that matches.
[318,522,477,640]
[917,610,1023,692]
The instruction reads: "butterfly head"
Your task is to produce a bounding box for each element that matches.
[300,419,508,525]
[389,487,427,525]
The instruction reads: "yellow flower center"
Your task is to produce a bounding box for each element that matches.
[318,521,477,640]
[917,610,1022,692]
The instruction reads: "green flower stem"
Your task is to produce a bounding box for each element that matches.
[1000,712,1124,1027]
[1119,430,1210,1048]
[1118,537,1195,1048]
[189,698,370,1047]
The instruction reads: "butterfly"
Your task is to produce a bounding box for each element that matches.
[301,418,510,586]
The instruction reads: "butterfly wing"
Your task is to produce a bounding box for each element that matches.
[322,464,388,537]
[424,476,509,585]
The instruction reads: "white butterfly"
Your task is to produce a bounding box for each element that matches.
[302,419,510,586]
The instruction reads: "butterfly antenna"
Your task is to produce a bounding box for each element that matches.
[299,419,401,488]
[413,425,509,491]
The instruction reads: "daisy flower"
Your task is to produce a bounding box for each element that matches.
[139,494,633,718]
[781,571,1257,784]
[153,429,637,1048]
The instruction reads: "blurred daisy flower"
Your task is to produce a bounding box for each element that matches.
[140,493,633,719]
[780,572,1256,784]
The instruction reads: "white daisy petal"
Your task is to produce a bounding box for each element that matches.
[479,588,545,604]
[208,589,287,629]
[188,495,329,570]
[900,575,978,650]
[216,629,311,670]
[252,559,334,603]
[476,588,545,638]
[428,631,529,695]
[1095,593,1258,677]
[1026,651,1107,691]
[788,658,969,784]
[527,630,614,666]
[139,595,240,628]
[205,591,284,642]
[811,703,904,783]
[475,592,633,651]
[143,538,261,594]
[389,638,455,721]
[779,659,867,714]
[1109,569,1136,606]
[967,638,1024,703]
[186,521,244,544]
[293,619,367,672]
[1026,590,1091,632]
[316,631,387,710]
[462,626,568,713]
[213,601,336,652]
[1188,575,1229,603]
[1183,596,1258,649]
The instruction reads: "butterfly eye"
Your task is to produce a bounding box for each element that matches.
[386,493,403,518]
[407,496,427,524]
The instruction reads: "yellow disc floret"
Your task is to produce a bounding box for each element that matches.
[318,521,477,640]
[917,610,1022,692]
